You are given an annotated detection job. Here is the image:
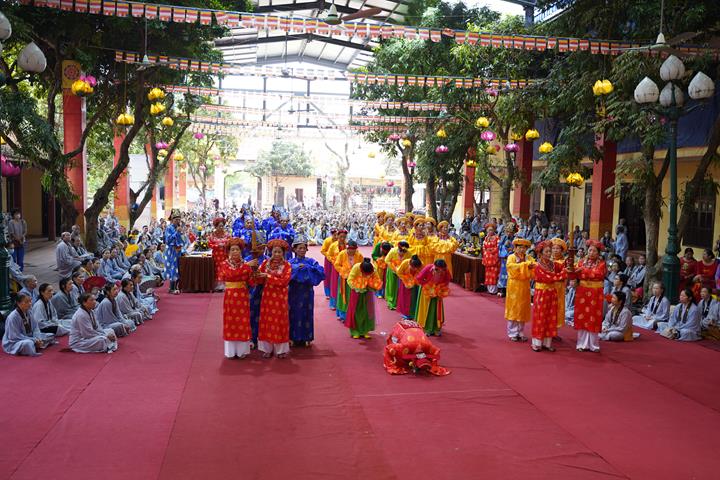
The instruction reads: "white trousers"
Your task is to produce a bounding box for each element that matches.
[506,321,526,338]
[257,341,290,356]
[576,330,600,351]
[224,340,251,358]
[487,285,498,294]
[531,337,553,348]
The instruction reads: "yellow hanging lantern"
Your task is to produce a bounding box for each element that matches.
[538,142,554,154]
[0,136,5,145]
[150,102,166,116]
[157,149,168,157]
[147,87,166,102]
[115,113,135,126]
[485,145,498,154]
[525,129,540,140]
[592,80,604,96]
[368,151,376,158]
[475,117,490,129]
[173,152,184,161]
[510,132,523,141]
[401,139,412,148]
[161,116,174,127]
[601,79,613,95]
[436,127,447,138]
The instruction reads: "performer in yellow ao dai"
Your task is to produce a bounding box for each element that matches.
[504,238,536,342]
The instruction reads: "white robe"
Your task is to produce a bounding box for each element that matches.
[2,309,54,356]
[657,303,702,341]
[69,308,118,353]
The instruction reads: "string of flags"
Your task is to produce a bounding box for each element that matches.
[346,73,535,89]
[24,0,719,58]
[199,101,483,114]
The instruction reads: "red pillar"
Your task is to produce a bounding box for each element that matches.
[145,143,159,220]
[178,162,187,210]
[164,157,175,214]
[62,61,87,229]
[462,147,476,217]
[511,138,533,219]
[589,139,616,239]
[113,132,130,229]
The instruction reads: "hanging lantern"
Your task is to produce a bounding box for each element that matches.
[510,132,523,141]
[193,132,205,140]
[150,102,166,116]
[161,116,174,127]
[566,172,584,187]
[525,129,540,140]
[157,149,168,157]
[199,164,207,173]
[0,136,5,145]
[155,141,169,150]
[17,42,46,73]
[466,160,478,168]
[435,145,449,154]
[593,79,614,96]
[147,87,166,102]
[485,144,498,154]
[480,131,496,142]
[386,180,395,187]
[407,161,416,168]
[0,155,21,176]
[475,116,490,129]
[484,88,498,97]
[401,138,412,148]
[116,113,135,126]
[436,127,447,138]
[538,142,554,154]
[388,133,401,141]
[173,152,184,162]
[368,151,376,158]
[504,143,519,153]
[71,79,93,97]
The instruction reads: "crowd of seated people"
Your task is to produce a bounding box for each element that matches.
[3,217,165,356]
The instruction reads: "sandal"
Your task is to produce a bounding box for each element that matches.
[532,346,542,352]
[576,347,585,352]
[542,346,556,352]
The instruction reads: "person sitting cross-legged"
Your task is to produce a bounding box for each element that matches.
[600,291,634,342]
[69,293,118,354]
[3,293,55,356]
[657,287,702,341]
[33,283,71,337]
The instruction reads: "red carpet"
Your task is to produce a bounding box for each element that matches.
[2,247,720,479]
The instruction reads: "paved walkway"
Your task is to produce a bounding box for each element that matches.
[22,238,60,285]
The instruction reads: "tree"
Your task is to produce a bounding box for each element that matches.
[181,131,236,209]
[248,140,313,207]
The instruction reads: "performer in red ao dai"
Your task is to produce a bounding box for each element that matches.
[257,239,293,358]
[219,237,255,359]
[482,224,500,294]
[531,241,567,352]
[209,217,229,291]
[571,240,607,352]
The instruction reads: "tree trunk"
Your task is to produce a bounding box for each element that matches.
[58,196,78,234]
[644,179,662,286]
[84,213,100,254]
[500,175,513,221]
[426,174,437,219]
[401,152,414,212]
[443,178,460,222]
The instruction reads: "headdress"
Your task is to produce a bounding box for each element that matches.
[168,208,182,220]
[267,238,289,251]
[550,238,567,251]
[385,213,395,220]
[292,234,308,247]
[485,222,496,230]
[512,238,532,247]
[413,217,426,227]
[586,239,605,251]
[535,240,552,252]
[225,237,246,252]
[425,217,437,225]
[395,217,408,226]
[438,220,449,229]
[213,217,226,227]
[376,211,386,218]
[336,229,348,235]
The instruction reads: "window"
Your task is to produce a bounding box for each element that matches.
[274,186,285,207]
[685,184,716,248]
[544,185,570,234]
[295,188,304,204]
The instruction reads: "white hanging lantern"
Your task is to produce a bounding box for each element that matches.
[659,82,685,107]
[0,12,11,42]
[688,71,715,100]
[634,77,660,104]
[17,42,47,73]
[659,55,685,82]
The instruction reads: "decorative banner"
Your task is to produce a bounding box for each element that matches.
[347,72,536,89]
[115,50,345,80]
[190,120,406,133]
[25,0,720,58]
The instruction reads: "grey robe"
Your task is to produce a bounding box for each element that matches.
[600,306,632,342]
[699,298,720,328]
[69,307,118,353]
[2,309,54,356]
[564,287,576,325]
[56,241,81,278]
[657,303,702,341]
[31,299,70,336]
[50,291,79,321]
[632,296,670,330]
[117,291,146,325]
[95,298,136,337]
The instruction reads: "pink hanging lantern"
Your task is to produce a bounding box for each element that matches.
[504,143,519,153]
[199,165,207,173]
[155,141,169,150]
[480,131,496,142]
[388,133,401,141]
[485,88,498,97]
[407,161,417,168]
[435,145,449,154]
[0,155,21,176]
[386,180,395,187]
[193,133,205,140]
